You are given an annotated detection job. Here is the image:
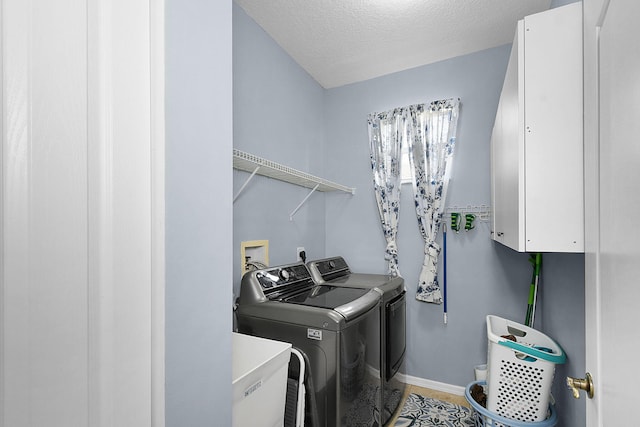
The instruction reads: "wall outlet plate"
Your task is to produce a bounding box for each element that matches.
[297,247,305,262]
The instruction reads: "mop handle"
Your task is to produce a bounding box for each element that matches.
[443,221,448,324]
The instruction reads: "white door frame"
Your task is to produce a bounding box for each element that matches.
[583,1,605,425]
[0,1,165,425]
[584,0,640,425]
[149,2,166,425]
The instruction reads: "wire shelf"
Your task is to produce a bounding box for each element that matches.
[233,149,355,220]
[233,149,355,194]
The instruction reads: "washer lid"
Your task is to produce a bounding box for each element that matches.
[283,285,366,308]
[284,285,380,321]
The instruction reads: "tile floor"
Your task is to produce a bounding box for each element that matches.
[387,384,470,426]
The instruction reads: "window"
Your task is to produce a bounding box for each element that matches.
[400,142,412,184]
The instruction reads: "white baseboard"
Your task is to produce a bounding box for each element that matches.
[398,373,466,396]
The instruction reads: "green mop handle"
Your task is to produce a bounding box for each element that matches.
[526,285,535,326]
[525,253,542,327]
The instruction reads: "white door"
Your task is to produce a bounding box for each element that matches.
[584,0,640,425]
[0,1,164,426]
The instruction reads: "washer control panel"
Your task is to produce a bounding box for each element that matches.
[254,264,314,300]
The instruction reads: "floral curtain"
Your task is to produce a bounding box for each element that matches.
[407,99,460,303]
[368,108,405,276]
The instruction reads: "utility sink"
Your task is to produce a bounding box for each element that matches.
[232,333,291,427]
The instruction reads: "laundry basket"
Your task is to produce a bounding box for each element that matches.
[465,381,557,427]
[485,316,565,423]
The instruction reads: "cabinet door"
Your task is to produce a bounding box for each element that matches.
[523,3,584,252]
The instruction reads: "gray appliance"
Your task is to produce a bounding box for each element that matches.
[307,256,406,425]
[236,262,385,427]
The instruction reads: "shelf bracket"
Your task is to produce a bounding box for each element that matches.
[233,165,261,202]
[290,184,320,221]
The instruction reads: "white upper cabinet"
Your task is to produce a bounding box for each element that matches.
[491,3,584,253]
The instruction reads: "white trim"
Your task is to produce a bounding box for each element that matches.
[88,1,165,425]
[399,373,466,396]
[87,1,115,424]
[150,0,166,425]
[0,0,5,424]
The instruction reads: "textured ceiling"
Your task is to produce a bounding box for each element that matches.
[235,0,552,88]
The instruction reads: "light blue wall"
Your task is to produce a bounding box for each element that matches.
[166,0,233,425]
[540,254,585,427]
[232,4,585,427]
[233,3,327,297]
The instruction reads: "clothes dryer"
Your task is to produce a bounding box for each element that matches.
[307,256,406,425]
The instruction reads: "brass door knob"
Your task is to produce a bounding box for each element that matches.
[567,372,594,399]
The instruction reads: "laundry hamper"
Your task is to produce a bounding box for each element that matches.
[465,381,557,427]
[485,315,565,423]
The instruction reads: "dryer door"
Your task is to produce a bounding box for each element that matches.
[386,291,406,381]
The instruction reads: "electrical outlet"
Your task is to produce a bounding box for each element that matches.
[297,247,305,262]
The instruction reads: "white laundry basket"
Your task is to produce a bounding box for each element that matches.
[465,381,558,427]
[485,316,565,424]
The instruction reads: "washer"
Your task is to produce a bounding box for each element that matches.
[307,256,406,425]
[236,262,385,427]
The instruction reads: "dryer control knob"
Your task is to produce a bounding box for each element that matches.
[328,260,336,269]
